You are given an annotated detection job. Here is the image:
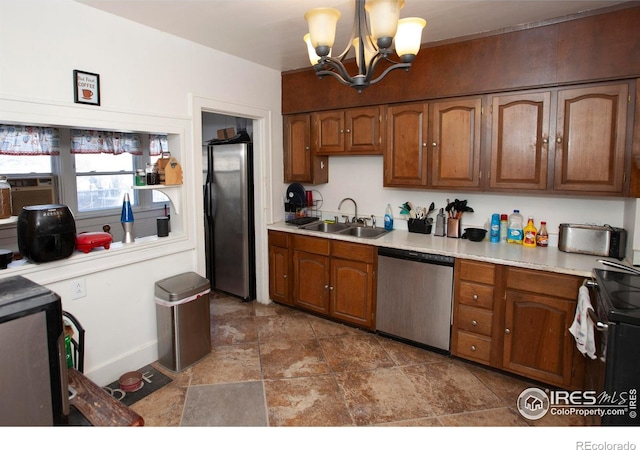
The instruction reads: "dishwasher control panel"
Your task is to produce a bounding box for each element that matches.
[378,247,454,266]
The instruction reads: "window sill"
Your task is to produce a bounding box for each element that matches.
[0,232,192,282]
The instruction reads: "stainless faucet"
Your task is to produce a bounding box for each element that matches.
[338,197,358,223]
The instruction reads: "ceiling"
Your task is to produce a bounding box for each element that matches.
[77,0,632,72]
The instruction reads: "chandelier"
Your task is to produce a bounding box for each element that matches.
[304,0,426,93]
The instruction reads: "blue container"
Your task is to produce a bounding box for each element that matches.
[490,213,500,243]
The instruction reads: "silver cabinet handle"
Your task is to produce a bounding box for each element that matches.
[329,286,334,290]
[283,274,287,279]
[472,294,478,301]
[505,328,511,334]
[542,138,549,144]
[470,345,476,351]
[324,284,329,289]
[346,129,351,133]
[432,142,437,147]
[556,137,563,144]
[471,320,478,326]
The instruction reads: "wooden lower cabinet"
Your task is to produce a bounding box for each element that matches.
[452,259,585,390]
[268,231,292,305]
[269,232,377,330]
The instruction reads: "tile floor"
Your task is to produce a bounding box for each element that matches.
[130,293,587,427]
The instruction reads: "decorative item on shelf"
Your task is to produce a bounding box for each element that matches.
[156,152,183,185]
[303,0,426,93]
[120,193,135,244]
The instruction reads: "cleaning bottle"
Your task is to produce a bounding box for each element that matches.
[490,213,500,243]
[500,214,508,243]
[523,216,537,247]
[384,203,394,231]
[536,221,549,247]
[507,210,524,244]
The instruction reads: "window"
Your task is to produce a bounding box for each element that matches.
[0,154,53,174]
[74,152,136,212]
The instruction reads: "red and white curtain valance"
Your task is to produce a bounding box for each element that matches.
[70,129,143,155]
[0,125,60,155]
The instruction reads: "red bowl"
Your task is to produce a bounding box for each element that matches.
[118,371,143,392]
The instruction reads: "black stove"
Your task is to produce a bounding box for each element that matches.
[587,268,640,426]
[593,269,640,325]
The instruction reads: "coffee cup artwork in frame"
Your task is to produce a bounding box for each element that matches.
[73,70,100,106]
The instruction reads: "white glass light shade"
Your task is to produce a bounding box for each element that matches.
[304,34,321,65]
[353,37,376,69]
[364,0,405,40]
[304,7,341,49]
[394,17,426,57]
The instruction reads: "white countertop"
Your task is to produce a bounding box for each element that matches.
[268,221,614,278]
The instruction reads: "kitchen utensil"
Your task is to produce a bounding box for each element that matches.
[463,227,487,242]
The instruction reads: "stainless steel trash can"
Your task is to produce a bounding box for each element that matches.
[155,272,211,372]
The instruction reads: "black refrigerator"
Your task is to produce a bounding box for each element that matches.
[203,140,256,301]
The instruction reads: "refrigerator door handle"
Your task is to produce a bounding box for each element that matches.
[208,183,217,219]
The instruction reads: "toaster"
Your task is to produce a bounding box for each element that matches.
[558,223,626,259]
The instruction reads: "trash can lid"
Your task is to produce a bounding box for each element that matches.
[154,272,210,302]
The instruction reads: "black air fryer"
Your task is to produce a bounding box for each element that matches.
[17,204,76,263]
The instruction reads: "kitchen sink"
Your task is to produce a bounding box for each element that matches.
[299,221,389,239]
[301,222,351,233]
[336,226,389,239]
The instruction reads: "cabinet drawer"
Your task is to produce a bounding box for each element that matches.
[505,267,580,300]
[331,240,375,263]
[268,230,288,248]
[455,330,492,362]
[458,281,494,309]
[458,259,495,284]
[292,235,330,256]
[457,305,493,336]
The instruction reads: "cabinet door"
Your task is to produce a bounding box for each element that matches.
[345,106,383,154]
[502,290,576,388]
[554,84,628,193]
[292,250,330,315]
[330,258,375,329]
[384,103,428,186]
[284,114,328,184]
[314,110,344,154]
[489,91,551,190]
[430,98,482,188]
[269,244,291,305]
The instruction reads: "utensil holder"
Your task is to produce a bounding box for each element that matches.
[408,218,432,234]
[447,218,461,238]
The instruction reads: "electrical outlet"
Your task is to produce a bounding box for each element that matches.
[70,278,87,300]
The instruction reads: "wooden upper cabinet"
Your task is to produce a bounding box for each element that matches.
[430,97,482,189]
[284,114,328,184]
[384,103,428,187]
[553,83,629,194]
[314,106,383,155]
[314,110,344,154]
[488,91,551,190]
[346,106,383,154]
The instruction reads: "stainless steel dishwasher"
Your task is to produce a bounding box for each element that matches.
[376,247,454,352]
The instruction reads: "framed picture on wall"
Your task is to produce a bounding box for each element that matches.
[73,70,100,106]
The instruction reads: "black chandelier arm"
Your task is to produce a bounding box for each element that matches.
[314,68,358,87]
[317,56,359,84]
[367,61,412,86]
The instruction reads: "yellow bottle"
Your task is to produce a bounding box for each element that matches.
[523,217,537,247]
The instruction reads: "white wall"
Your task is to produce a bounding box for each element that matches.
[0,0,281,385]
[283,156,636,254]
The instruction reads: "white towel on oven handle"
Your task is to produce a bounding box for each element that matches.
[569,285,597,359]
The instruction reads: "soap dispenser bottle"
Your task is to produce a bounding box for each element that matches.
[384,204,394,231]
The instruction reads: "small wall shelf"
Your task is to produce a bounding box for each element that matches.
[131,185,182,214]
